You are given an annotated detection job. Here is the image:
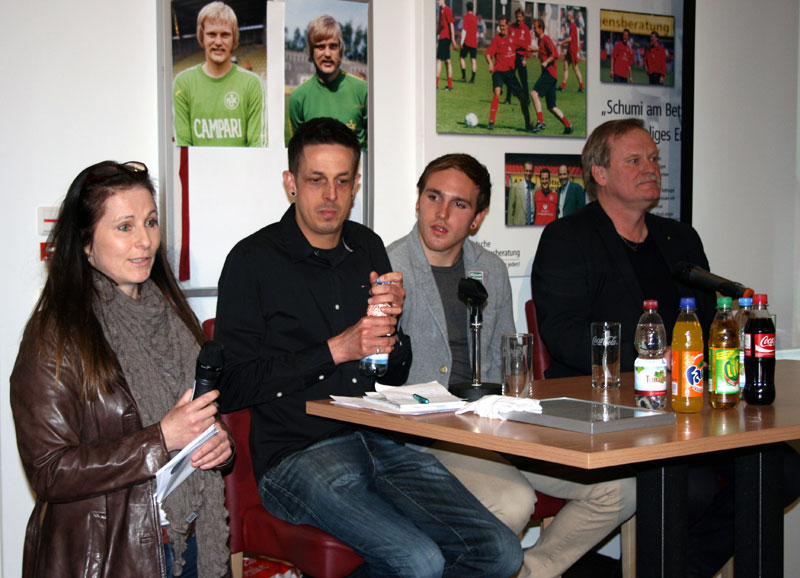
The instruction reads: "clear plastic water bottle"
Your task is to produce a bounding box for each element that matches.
[634,300,668,409]
[735,297,753,390]
[359,280,389,377]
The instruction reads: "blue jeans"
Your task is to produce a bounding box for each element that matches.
[164,532,197,578]
[259,431,522,578]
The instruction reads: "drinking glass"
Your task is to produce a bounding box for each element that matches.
[591,322,621,388]
[502,333,533,397]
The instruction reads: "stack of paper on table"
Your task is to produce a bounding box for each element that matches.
[331,382,466,414]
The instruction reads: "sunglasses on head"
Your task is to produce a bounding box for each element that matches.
[84,161,148,185]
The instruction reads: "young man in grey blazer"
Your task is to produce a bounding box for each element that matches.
[387,153,635,578]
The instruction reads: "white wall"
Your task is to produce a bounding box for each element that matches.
[693,0,800,351]
[1,1,798,576]
[0,2,160,574]
[693,0,800,563]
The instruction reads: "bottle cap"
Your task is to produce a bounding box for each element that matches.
[643,299,658,309]
[753,294,768,305]
[738,297,753,307]
[717,296,732,308]
[679,297,696,309]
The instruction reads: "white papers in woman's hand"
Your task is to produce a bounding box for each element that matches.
[156,424,218,502]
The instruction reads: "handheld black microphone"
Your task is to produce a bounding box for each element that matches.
[672,261,754,299]
[192,340,224,400]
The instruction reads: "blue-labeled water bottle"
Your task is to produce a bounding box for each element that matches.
[359,280,389,377]
[735,297,753,390]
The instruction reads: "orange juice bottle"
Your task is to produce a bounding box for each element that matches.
[671,297,704,413]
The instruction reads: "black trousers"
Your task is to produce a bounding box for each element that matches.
[686,443,800,577]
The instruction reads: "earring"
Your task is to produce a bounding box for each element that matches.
[290,191,296,197]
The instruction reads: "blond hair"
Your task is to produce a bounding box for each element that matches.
[197,1,239,49]
[306,14,344,61]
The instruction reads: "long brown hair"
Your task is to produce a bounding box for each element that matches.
[29,161,204,400]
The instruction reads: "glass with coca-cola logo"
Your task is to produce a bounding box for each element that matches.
[591,322,621,388]
[743,293,776,405]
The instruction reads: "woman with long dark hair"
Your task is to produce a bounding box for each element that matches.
[11,161,231,577]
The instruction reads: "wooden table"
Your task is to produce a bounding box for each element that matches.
[308,360,800,577]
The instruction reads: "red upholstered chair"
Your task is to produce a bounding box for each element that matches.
[524,299,551,380]
[531,491,567,521]
[203,319,364,578]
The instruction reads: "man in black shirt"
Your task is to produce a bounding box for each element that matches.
[216,117,522,578]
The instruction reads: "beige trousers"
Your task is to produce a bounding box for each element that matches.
[416,442,636,578]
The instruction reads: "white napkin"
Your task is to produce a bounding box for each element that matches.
[455,395,542,419]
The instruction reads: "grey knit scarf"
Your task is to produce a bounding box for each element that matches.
[94,275,229,577]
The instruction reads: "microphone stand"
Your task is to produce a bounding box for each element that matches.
[449,279,503,401]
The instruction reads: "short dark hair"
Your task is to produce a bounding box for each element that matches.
[540,167,551,179]
[288,117,360,176]
[582,118,647,197]
[467,2,474,11]
[651,30,659,38]
[416,153,491,214]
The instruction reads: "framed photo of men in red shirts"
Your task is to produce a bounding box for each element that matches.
[505,153,585,227]
[600,9,675,86]
[437,2,587,138]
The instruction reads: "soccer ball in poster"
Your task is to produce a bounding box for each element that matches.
[465,112,479,127]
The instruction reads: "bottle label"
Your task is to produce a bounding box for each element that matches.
[709,347,739,394]
[367,279,391,317]
[367,303,389,317]
[739,346,746,389]
[362,353,389,365]
[671,351,704,398]
[753,333,775,358]
[634,357,667,394]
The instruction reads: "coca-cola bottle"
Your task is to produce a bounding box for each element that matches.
[743,293,776,405]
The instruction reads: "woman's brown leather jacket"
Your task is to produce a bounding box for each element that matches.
[11,324,172,577]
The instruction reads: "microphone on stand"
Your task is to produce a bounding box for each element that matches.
[672,261,754,299]
[192,340,225,400]
[449,278,502,401]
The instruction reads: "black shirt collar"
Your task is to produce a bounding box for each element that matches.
[278,204,359,262]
